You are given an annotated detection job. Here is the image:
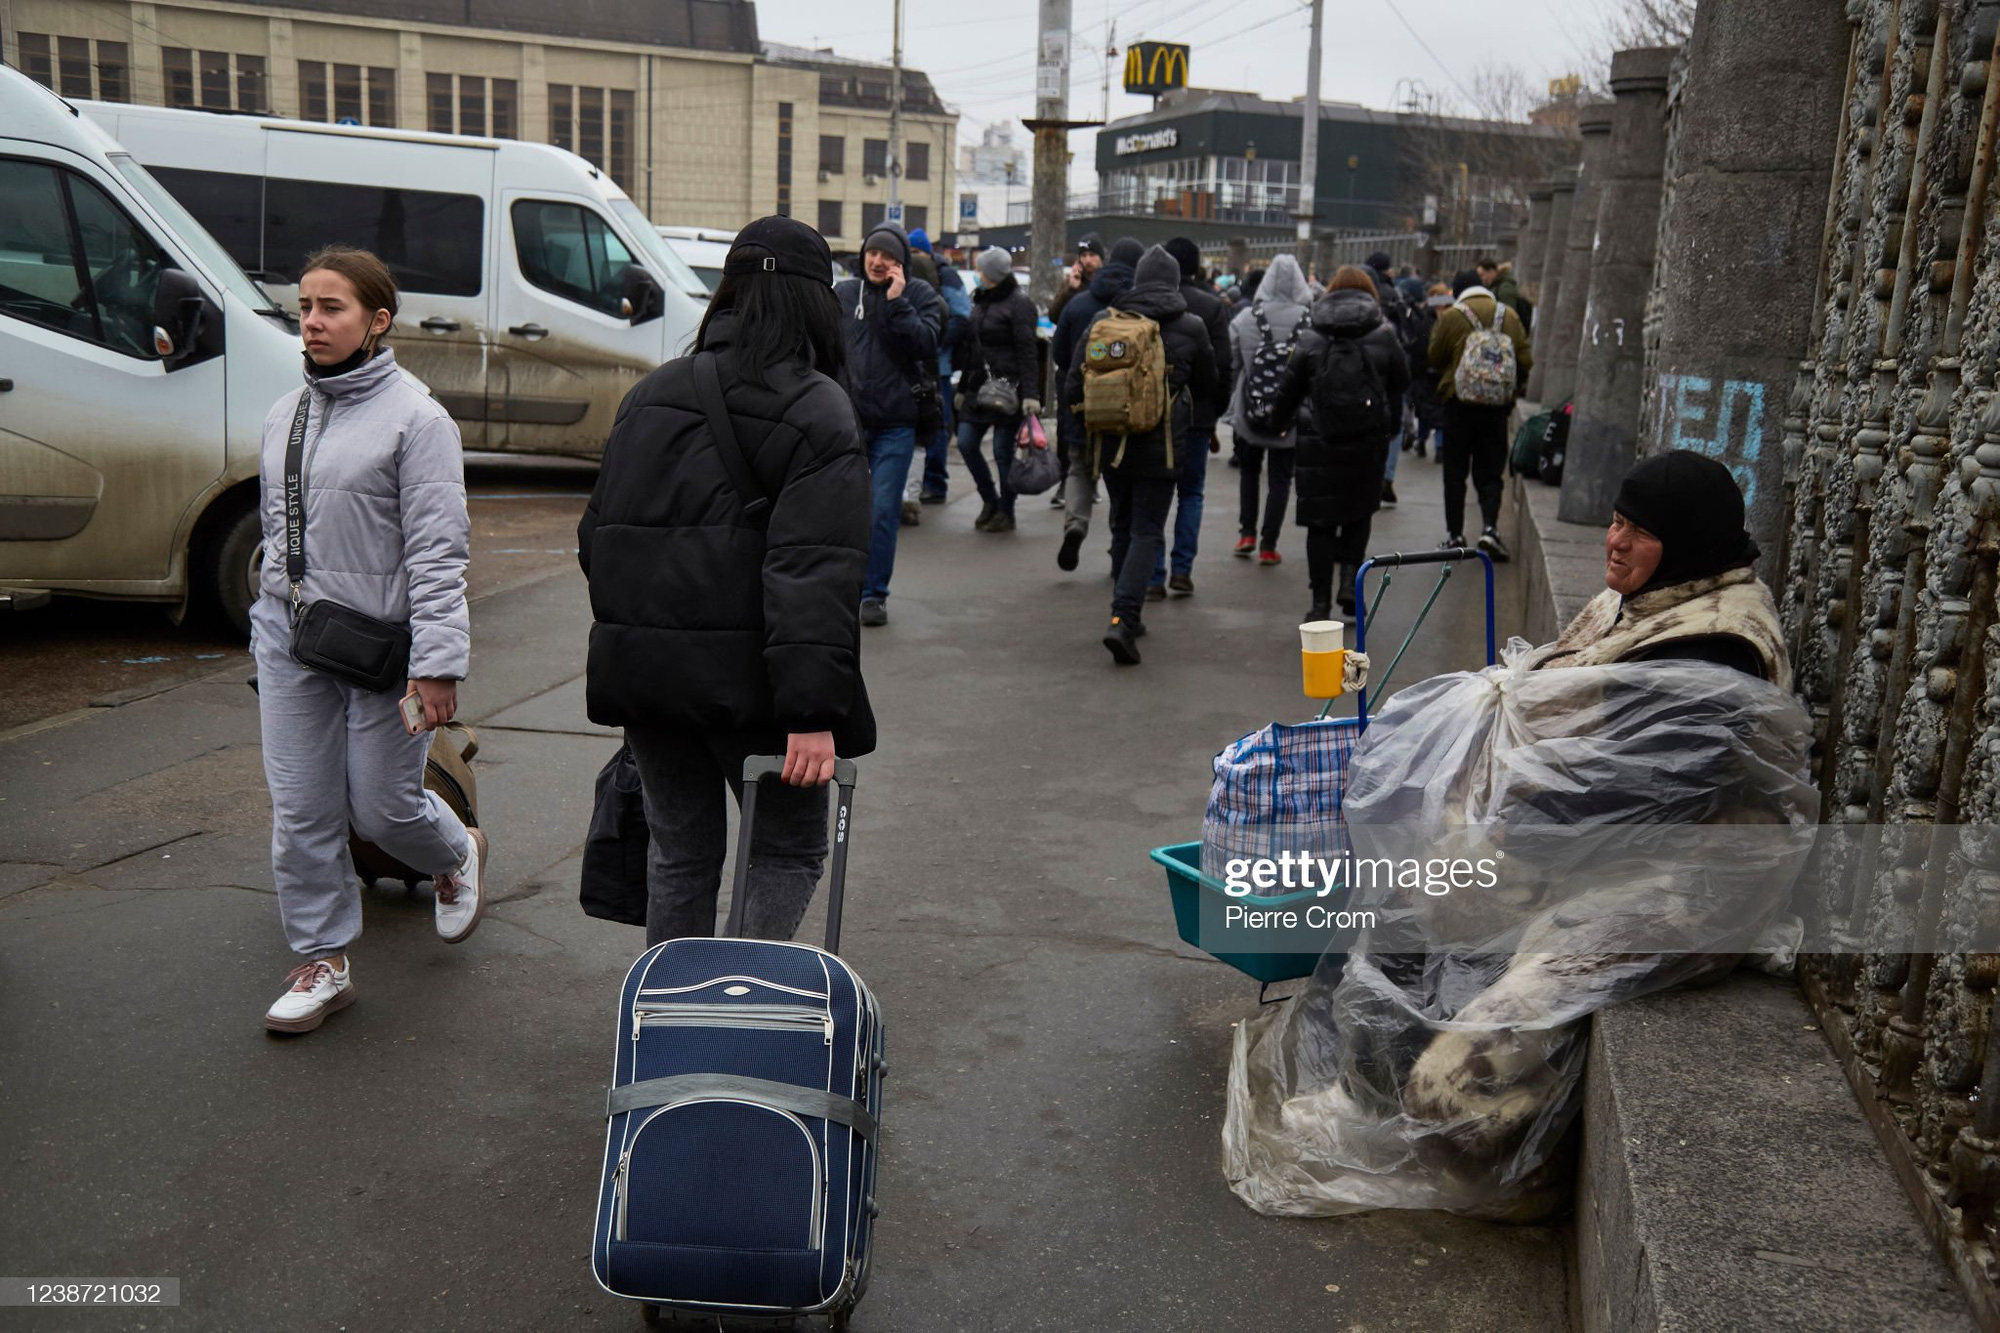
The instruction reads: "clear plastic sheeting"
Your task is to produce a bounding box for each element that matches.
[1223,641,1819,1220]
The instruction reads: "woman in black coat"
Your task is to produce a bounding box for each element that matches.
[577,216,875,945]
[1269,265,1411,620]
[955,246,1041,532]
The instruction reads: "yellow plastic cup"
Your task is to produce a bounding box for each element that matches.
[1300,619,1347,698]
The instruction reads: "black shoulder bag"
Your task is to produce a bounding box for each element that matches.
[284,390,413,692]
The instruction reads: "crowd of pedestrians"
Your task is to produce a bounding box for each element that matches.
[823,221,1534,661]
[242,217,1540,1025]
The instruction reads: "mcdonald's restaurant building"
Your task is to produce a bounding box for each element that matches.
[985,80,1568,257]
[0,0,957,247]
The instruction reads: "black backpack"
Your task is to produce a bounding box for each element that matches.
[1242,307,1301,433]
[1309,333,1389,440]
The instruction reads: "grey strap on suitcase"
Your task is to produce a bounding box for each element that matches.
[592,756,884,1330]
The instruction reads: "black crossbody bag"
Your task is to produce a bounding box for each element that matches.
[283,390,413,692]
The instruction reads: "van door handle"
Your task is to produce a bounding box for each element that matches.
[419,316,460,333]
[508,323,549,341]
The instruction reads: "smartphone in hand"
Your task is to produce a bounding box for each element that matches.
[400,689,426,735]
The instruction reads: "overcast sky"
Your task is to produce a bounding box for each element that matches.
[754,0,1621,177]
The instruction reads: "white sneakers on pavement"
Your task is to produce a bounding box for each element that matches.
[265,957,355,1033]
[433,827,488,944]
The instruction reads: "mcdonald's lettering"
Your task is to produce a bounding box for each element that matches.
[1122,41,1189,96]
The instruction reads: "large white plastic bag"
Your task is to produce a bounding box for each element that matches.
[1223,641,1818,1220]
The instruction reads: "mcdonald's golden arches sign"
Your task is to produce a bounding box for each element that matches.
[1122,42,1189,96]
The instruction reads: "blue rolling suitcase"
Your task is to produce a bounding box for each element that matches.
[592,757,884,1329]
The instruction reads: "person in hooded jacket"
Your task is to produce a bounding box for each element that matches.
[1062,244,1218,664]
[1268,264,1410,621]
[833,223,944,627]
[1143,237,1233,597]
[579,217,875,947]
[955,246,1041,532]
[1227,254,1311,565]
[1051,236,1142,568]
[905,228,968,518]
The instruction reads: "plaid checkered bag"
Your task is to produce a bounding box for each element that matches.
[1202,719,1361,893]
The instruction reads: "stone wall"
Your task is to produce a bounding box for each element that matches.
[1778,0,2000,1319]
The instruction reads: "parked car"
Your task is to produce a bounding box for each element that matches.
[75,99,709,459]
[0,65,300,636]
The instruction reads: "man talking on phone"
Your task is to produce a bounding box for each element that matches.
[834,223,943,627]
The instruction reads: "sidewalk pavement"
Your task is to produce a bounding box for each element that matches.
[0,443,1558,1331]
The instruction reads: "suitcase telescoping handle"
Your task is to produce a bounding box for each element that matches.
[723,756,858,952]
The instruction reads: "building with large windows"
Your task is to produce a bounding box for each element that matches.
[984,86,1569,258]
[0,0,955,246]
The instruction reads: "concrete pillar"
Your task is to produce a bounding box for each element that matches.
[1525,166,1577,401]
[1644,0,1849,560]
[1539,101,1616,409]
[1558,48,1677,526]
[1226,236,1249,277]
[1518,184,1553,292]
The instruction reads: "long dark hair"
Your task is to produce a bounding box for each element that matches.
[695,271,844,387]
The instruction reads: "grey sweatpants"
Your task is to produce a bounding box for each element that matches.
[252,596,470,959]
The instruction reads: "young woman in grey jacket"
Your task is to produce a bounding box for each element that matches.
[252,246,484,1035]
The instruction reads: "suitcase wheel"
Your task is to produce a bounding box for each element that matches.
[829,1309,851,1333]
[638,1302,660,1327]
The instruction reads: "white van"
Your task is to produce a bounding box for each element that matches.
[77,100,709,459]
[656,225,736,294]
[0,66,298,635]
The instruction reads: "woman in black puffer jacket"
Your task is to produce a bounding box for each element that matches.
[955,246,1041,532]
[578,216,875,945]
[1268,264,1410,620]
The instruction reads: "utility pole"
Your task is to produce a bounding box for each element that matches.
[888,0,904,221]
[1027,0,1074,311]
[1102,21,1116,126]
[1295,0,1323,268]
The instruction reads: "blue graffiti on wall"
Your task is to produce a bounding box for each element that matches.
[1657,374,1767,505]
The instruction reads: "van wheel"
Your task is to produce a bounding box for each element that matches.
[202,502,263,639]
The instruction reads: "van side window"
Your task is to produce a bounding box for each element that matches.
[511,200,636,317]
[149,166,265,279]
[0,158,167,359]
[264,178,482,295]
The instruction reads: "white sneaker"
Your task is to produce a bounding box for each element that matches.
[434,828,488,943]
[265,957,355,1033]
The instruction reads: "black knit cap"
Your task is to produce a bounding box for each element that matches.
[1612,449,1761,590]
[723,215,833,282]
[1077,232,1106,257]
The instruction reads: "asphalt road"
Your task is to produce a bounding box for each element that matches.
[0,441,1565,1332]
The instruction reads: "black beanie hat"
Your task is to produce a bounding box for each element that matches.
[1077,232,1106,258]
[1163,236,1202,281]
[1109,236,1145,268]
[725,215,833,282]
[1612,450,1761,591]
